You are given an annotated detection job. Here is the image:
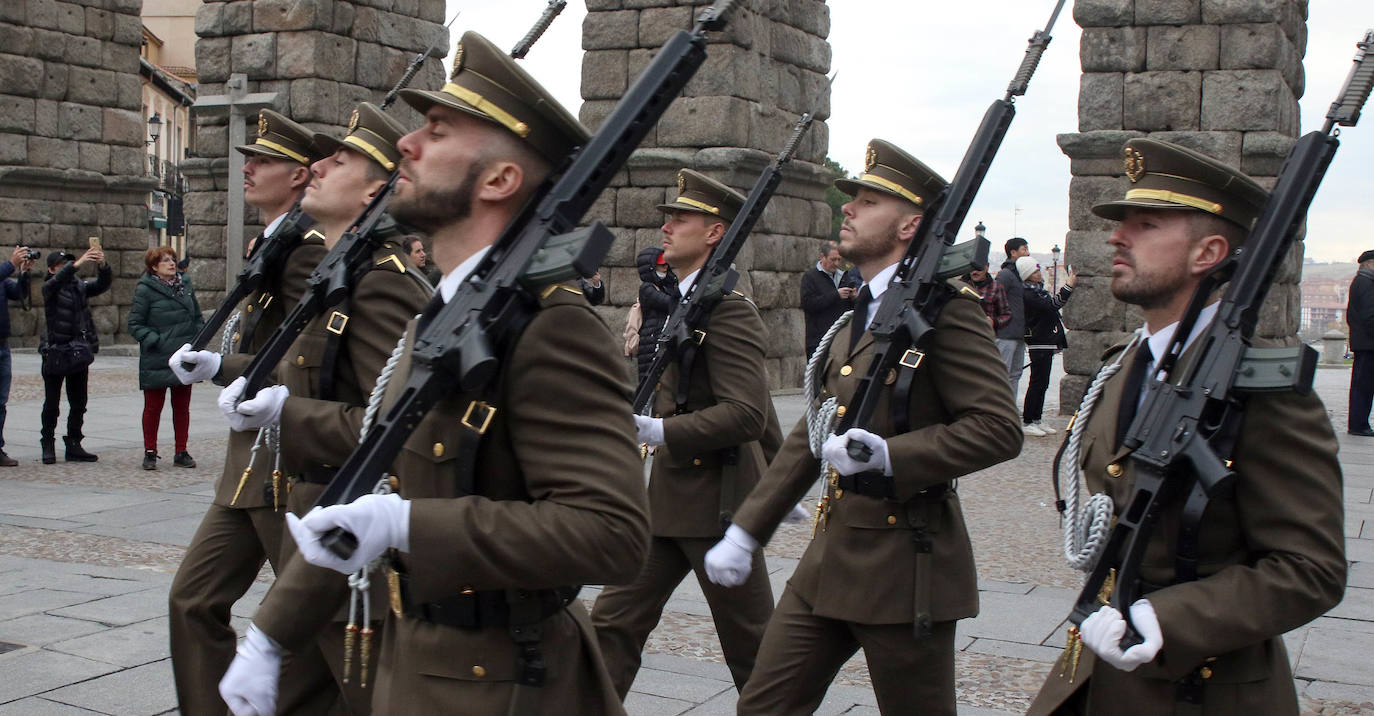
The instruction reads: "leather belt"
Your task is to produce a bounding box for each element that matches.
[298,467,337,485]
[393,569,578,629]
[836,471,895,499]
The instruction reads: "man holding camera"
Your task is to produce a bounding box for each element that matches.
[0,246,35,466]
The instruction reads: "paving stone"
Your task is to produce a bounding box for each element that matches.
[0,589,96,621]
[48,617,169,667]
[625,691,693,716]
[0,613,107,647]
[1294,627,1374,686]
[43,658,178,716]
[629,666,734,703]
[1348,561,1374,590]
[0,697,107,715]
[964,637,1064,664]
[641,652,733,682]
[64,497,208,528]
[73,513,204,547]
[959,588,1074,645]
[48,589,169,627]
[1301,680,1374,706]
[0,484,157,520]
[0,648,120,703]
[680,688,738,715]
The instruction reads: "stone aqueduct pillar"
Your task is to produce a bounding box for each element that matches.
[579,0,834,389]
[1056,0,1308,409]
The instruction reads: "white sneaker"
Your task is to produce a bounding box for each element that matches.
[1022,423,1047,437]
[1034,421,1056,435]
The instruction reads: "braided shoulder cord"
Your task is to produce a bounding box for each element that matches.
[1059,332,1142,572]
[805,311,853,475]
[218,311,242,355]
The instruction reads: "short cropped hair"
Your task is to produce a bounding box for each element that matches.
[1004,237,1028,256]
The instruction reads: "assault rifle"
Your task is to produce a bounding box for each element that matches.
[234,7,569,400]
[182,202,312,358]
[1069,29,1374,642]
[379,10,461,111]
[315,2,738,558]
[632,112,816,414]
[840,0,1065,449]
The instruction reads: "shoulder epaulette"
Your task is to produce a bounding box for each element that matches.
[538,280,586,308]
[945,277,983,302]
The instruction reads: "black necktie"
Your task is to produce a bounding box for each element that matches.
[1115,342,1154,449]
[849,284,873,354]
[416,293,445,333]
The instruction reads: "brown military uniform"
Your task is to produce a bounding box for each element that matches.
[591,289,777,698]
[168,109,337,716]
[732,289,1022,714]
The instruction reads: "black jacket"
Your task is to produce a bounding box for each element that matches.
[800,266,856,357]
[1023,282,1072,350]
[636,247,678,379]
[42,262,111,351]
[0,260,30,341]
[995,260,1025,339]
[1349,266,1374,351]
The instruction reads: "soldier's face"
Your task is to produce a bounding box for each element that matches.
[838,188,919,266]
[243,155,304,209]
[661,211,721,269]
[1108,208,1200,309]
[302,149,384,225]
[391,106,491,232]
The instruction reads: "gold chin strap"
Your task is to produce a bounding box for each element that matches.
[858,173,923,206]
[1124,188,1223,215]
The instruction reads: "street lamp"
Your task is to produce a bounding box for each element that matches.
[1051,244,1061,291]
[975,221,986,239]
[146,112,162,146]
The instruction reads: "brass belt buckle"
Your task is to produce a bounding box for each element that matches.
[326,311,350,335]
[899,348,924,369]
[461,400,496,434]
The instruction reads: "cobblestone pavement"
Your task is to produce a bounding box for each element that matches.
[0,350,1370,714]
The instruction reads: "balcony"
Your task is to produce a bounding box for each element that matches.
[146,154,188,195]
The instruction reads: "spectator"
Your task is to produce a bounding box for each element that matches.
[965,261,1010,330]
[580,270,606,306]
[40,247,110,464]
[1018,256,1075,436]
[1348,249,1374,436]
[995,237,1030,394]
[128,246,203,470]
[0,246,34,466]
[401,234,442,285]
[800,242,857,358]
[635,247,679,384]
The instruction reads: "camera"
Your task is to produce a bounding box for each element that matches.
[22,248,39,261]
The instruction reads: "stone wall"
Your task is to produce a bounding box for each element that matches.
[1056,0,1307,409]
[0,0,154,347]
[580,0,833,389]
[183,0,447,310]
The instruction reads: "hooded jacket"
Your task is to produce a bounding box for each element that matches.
[42,261,111,351]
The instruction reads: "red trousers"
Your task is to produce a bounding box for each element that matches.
[143,384,191,453]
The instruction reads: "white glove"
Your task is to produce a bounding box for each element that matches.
[634,415,665,447]
[822,428,892,476]
[1079,599,1164,672]
[704,524,757,588]
[169,343,221,384]
[286,493,412,574]
[217,377,289,432]
[219,624,282,716]
[783,502,810,524]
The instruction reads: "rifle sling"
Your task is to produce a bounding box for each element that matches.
[889,286,954,434]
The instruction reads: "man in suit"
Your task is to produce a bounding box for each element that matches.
[590,169,778,699]
[216,101,431,714]
[1347,249,1374,436]
[801,242,857,358]
[702,139,1022,714]
[165,109,339,715]
[1027,138,1345,715]
[215,32,649,715]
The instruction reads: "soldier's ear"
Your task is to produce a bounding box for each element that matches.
[896,213,922,242]
[476,161,525,204]
[705,219,726,247]
[288,165,311,191]
[1189,233,1230,277]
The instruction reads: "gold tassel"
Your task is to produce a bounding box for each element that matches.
[230,468,251,505]
[342,622,358,684]
[271,470,282,511]
[359,625,373,688]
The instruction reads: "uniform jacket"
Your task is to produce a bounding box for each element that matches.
[128,273,203,390]
[212,235,328,510]
[42,261,111,349]
[1348,266,1374,351]
[1023,282,1072,350]
[800,266,856,357]
[732,288,1022,624]
[1028,337,1346,716]
[995,260,1025,339]
[256,283,649,715]
[651,292,772,538]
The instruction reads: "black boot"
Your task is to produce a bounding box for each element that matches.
[173,451,195,468]
[63,436,98,462]
[40,439,55,465]
[142,451,159,470]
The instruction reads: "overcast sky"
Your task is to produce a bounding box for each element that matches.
[442,1,1371,263]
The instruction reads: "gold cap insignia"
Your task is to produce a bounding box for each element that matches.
[1124,147,1145,183]
[865,144,878,173]
[450,41,465,80]
[257,112,269,138]
[677,171,686,192]
[348,108,360,133]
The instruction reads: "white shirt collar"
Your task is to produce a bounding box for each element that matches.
[1141,301,1219,369]
[816,261,841,284]
[263,212,288,238]
[678,268,701,300]
[436,246,492,303]
[860,262,900,329]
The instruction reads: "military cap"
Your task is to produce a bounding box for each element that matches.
[313,103,407,173]
[1093,138,1269,231]
[398,31,588,165]
[834,139,947,209]
[236,109,321,165]
[655,169,746,223]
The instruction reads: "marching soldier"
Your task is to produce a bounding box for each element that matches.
[166,109,339,715]
[703,139,1022,714]
[216,102,431,714]
[216,32,649,714]
[1027,139,1345,715]
[589,169,777,698]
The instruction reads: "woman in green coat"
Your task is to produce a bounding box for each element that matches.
[128,246,202,470]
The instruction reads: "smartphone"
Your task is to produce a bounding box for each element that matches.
[88,236,101,251]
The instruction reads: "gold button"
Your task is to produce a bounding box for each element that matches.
[296,355,304,366]
[1199,666,1213,679]
[836,405,847,417]
[887,515,897,525]
[834,489,843,499]
[472,665,486,678]
[1106,463,1123,478]
[387,476,400,491]
[433,442,445,458]
[693,458,702,466]
[246,304,253,313]
[840,365,853,376]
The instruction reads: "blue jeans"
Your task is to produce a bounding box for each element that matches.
[0,344,10,450]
